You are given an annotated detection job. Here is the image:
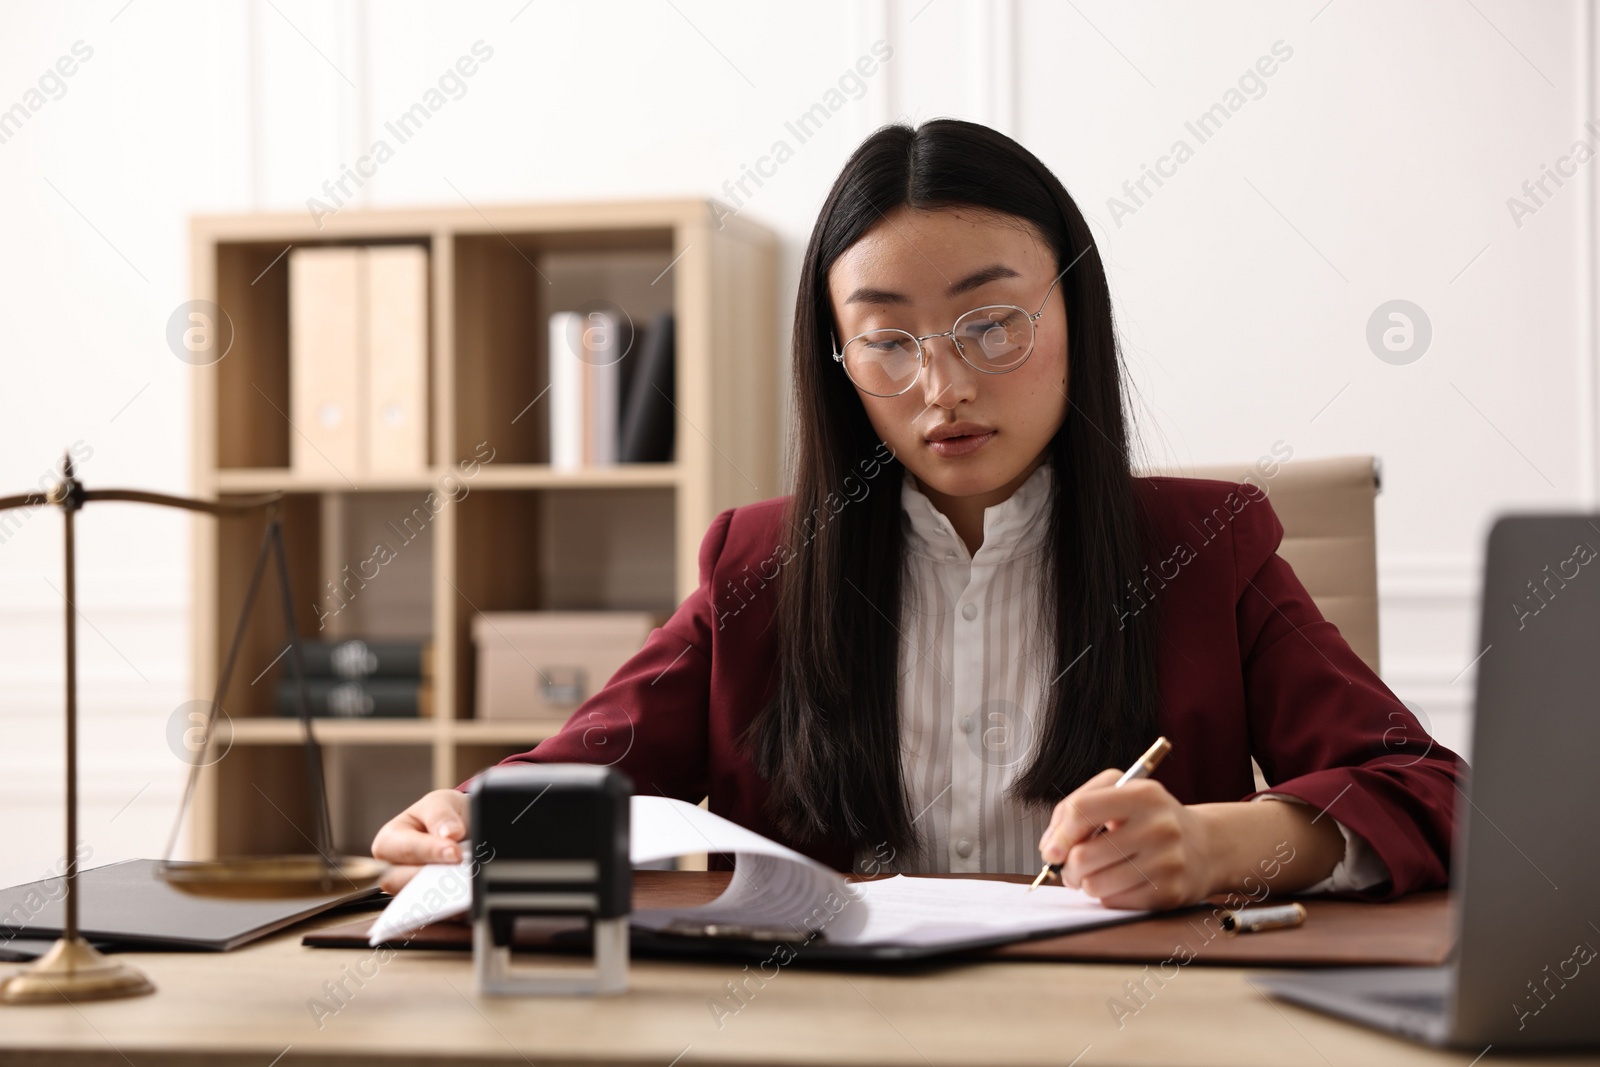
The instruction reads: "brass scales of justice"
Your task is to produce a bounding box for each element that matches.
[0,455,384,1003]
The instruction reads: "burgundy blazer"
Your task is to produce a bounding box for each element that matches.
[488,476,1464,900]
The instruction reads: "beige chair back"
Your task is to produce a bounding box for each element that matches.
[1139,455,1382,675]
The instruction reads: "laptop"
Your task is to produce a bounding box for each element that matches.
[1250,514,1600,1050]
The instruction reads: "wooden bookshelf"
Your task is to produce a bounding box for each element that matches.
[187,200,778,859]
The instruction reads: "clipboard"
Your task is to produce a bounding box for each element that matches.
[303,871,1455,967]
[306,906,1149,964]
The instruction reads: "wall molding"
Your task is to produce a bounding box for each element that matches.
[966,0,1016,135]
[1377,556,1478,602]
[0,572,186,611]
[1584,0,1599,506]
[857,0,893,131]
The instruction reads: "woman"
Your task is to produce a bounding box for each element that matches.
[374,119,1461,908]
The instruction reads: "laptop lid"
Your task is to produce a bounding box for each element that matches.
[1450,514,1600,1046]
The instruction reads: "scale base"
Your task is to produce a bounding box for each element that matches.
[0,937,155,1004]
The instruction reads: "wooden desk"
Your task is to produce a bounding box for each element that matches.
[2,907,1596,1067]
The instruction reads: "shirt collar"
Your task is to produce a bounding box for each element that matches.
[900,462,1054,564]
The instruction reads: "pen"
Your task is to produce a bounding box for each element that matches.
[1027,736,1173,893]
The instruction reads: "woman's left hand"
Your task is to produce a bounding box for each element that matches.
[1037,768,1216,909]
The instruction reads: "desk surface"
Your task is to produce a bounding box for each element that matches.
[0,899,1596,1066]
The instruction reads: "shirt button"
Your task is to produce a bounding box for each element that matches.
[945,550,957,560]
[955,838,973,859]
[959,715,974,734]
[961,602,978,621]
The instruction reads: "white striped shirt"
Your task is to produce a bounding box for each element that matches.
[870,462,1387,894]
[889,460,1058,874]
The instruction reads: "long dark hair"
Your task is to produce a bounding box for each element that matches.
[746,119,1162,861]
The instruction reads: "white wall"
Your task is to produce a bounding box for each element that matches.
[0,0,1593,881]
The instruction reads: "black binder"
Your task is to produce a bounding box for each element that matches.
[0,859,381,956]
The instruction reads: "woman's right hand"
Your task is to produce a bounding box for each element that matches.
[370,788,469,895]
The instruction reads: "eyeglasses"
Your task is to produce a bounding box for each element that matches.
[831,273,1064,398]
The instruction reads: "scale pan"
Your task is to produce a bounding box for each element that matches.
[157,855,387,899]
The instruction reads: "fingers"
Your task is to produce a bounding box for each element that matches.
[1059,810,1179,888]
[379,864,420,896]
[371,789,469,867]
[1037,768,1124,863]
[371,820,457,867]
[1083,862,1165,909]
[1059,824,1137,888]
[1057,803,1196,909]
[422,789,469,841]
[1036,771,1152,863]
[1080,842,1195,911]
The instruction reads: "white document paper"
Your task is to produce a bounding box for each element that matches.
[367,796,1146,949]
[843,874,1143,946]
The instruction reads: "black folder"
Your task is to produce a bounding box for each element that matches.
[617,310,676,463]
[0,859,381,957]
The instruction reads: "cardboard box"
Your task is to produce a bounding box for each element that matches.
[472,611,660,721]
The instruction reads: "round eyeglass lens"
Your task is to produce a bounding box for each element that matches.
[954,306,1032,369]
[843,331,922,396]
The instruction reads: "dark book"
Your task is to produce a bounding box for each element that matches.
[610,312,638,423]
[276,678,431,718]
[0,859,377,954]
[617,310,675,463]
[294,638,430,680]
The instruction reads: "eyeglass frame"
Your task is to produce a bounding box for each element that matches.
[829,270,1067,398]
